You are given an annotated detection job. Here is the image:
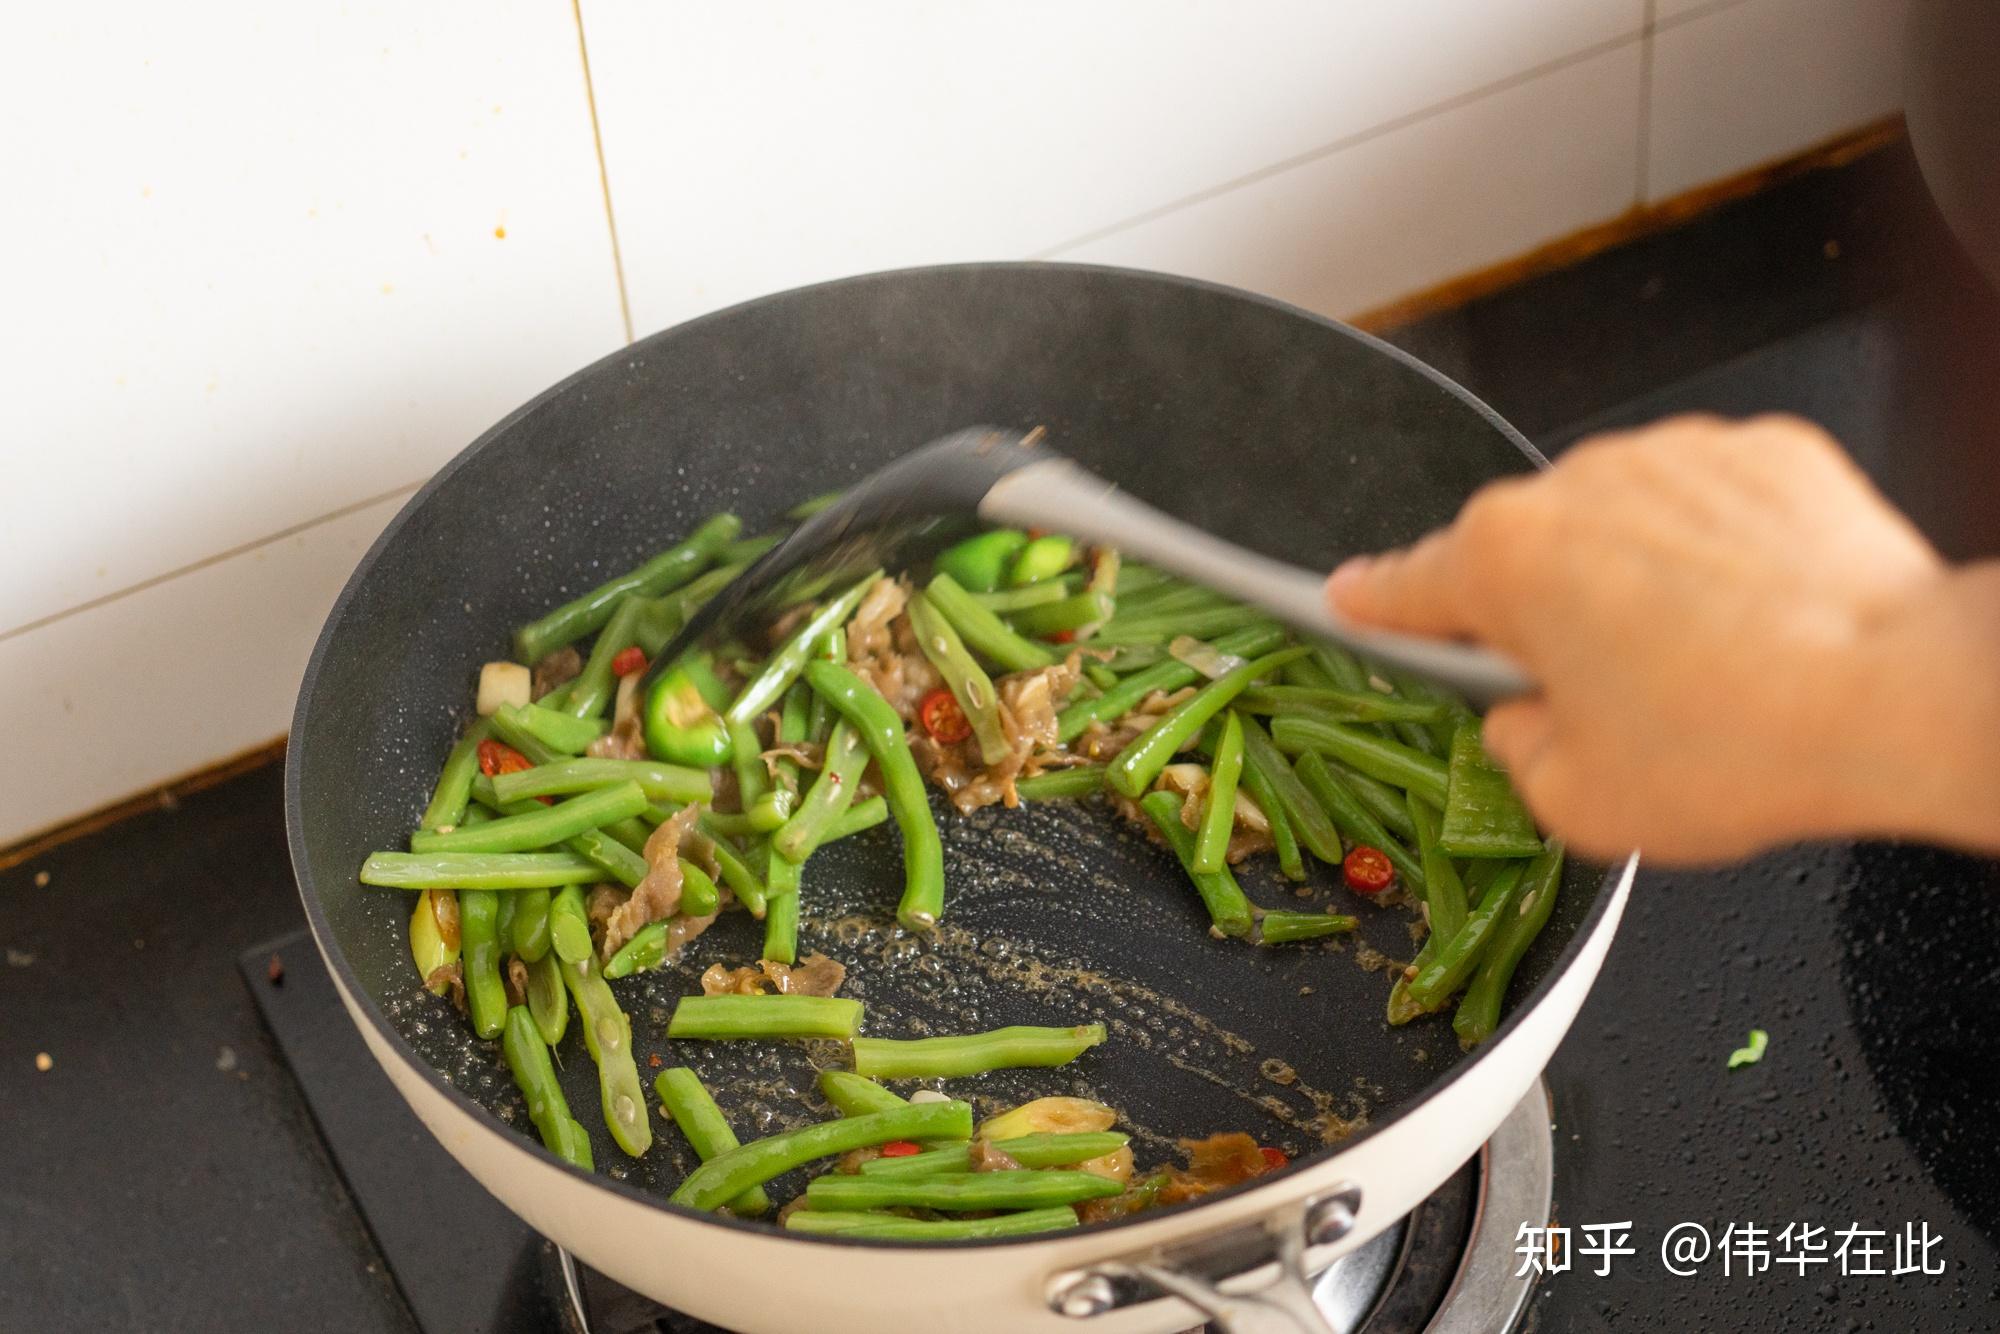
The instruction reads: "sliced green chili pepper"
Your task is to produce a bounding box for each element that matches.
[935,529,1028,593]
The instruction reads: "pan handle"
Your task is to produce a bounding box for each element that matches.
[1044,1186,1356,1333]
[980,456,1533,707]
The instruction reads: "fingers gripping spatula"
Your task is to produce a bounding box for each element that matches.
[642,426,1531,704]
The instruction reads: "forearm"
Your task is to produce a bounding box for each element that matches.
[1826,562,2000,853]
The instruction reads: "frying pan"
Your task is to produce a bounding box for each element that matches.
[287,263,1634,1334]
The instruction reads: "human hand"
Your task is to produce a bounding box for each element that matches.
[1326,413,1992,862]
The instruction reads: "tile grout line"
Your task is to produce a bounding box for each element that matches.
[0,480,423,646]
[1032,23,1650,262]
[570,0,635,346]
[1637,0,1657,203]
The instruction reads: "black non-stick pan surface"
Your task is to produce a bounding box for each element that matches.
[289,262,1613,1232]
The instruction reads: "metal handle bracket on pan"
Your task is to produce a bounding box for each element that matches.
[1044,1185,1360,1334]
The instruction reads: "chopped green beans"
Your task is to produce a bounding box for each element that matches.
[654,1068,771,1216]
[361,851,604,890]
[1405,862,1527,1010]
[412,782,648,854]
[549,885,593,961]
[817,1070,906,1117]
[807,1168,1122,1212]
[514,513,740,664]
[680,858,720,917]
[667,994,864,1040]
[1325,760,1418,841]
[935,529,1027,593]
[485,708,566,767]
[602,920,670,979]
[503,1007,592,1170]
[1454,843,1564,1045]
[458,889,507,1039]
[1259,911,1359,944]
[525,950,569,1045]
[969,579,1075,613]
[717,532,781,565]
[1107,647,1308,798]
[510,888,552,962]
[773,721,868,862]
[671,1101,973,1211]
[783,1206,1080,1240]
[1269,715,1449,809]
[804,661,945,931]
[908,591,1010,765]
[823,796,888,843]
[1141,789,1255,937]
[563,596,645,721]
[561,952,652,1157]
[727,716,781,832]
[1234,735,1304,880]
[1054,625,1283,743]
[787,487,844,520]
[761,855,800,965]
[1093,605,1277,647]
[858,1132,1129,1177]
[1439,721,1543,858]
[491,757,711,806]
[496,702,606,756]
[1232,686,1445,725]
[726,574,878,730]
[1013,767,1106,801]
[1294,753,1425,894]
[1238,714,1343,865]
[1007,588,1112,639]
[1409,794,1468,944]
[1193,711,1245,874]
[923,573,1056,673]
[1009,534,1075,586]
[420,721,491,833]
[851,1024,1106,1079]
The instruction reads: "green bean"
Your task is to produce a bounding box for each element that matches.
[725,574,879,728]
[817,1070,907,1117]
[667,994,863,1040]
[823,796,889,843]
[1009,534,1075,586]
[514,513,740,663]
[969,578,1076,613]
[560,952,652,1157]
[1454,843,1564,1045]
[697,818,767,918]
[923,573,1056,673]
[1405,863,1527,1010]
[502,1007,592,1170]
[633,562,749,657]
[1324,759,1418,842]
[717,532,782,565]
[491,757,711,806]
[1192,712,1245,874]
[495,702,606,756]
[1294,753,1425,894]
[361,851,604,890]
[510,888,552,962]
[1111,582,1239,622]
[1092,605,1277,647]
[1082,661,1120,690]
[783,1206,1080,1240]
[762,851,800,965]
[851,1024,1105,1079]
[485,708,566,767]
[643,659,734,767]
[751,681,813,831]
[420,720,491,832]
[680,858,720,917]
[525,950,569,1045]
[556,597,641,721]
[696,810,762,838]
[935,529,1028,593]
[773,721,868,862]
[858,1132,1129,1177]
[1110,561,1172,595]
[804,661,945,931]
[1012,767,1106,801]
[1259,911,1359,944]
[1387,940,1441,1026]
[470,779,650,887]
[1232,686,1445,725]
[458,889,508,1039]
[412,782,648,855]
[907,591,1009,765]
[654,1068,771,1216]
[1279,654,1340,691]
[601,816,651,853]
[1007,589,1113,639]
[727,716,780,831]
[1062,623,1291,749]
[671,1101,973,1211]
[602,921,669,979]
[1107,647,1307,798]
[806,627,844,743]
[1439,721,1542,858]
[409,890,458,993]
[1233,733,1304,880]
[1409,794,1468,944]
[788,487,845,520]
[1140,790,1255,937]
[1238,714,1343,865]
[1269,715,1449,809]
[549,885,593,962]
[807,1169,1122,1212]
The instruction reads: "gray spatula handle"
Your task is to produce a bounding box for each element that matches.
[980,457,1532,706]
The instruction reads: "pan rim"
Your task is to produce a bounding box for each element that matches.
[286,258,1627,1251]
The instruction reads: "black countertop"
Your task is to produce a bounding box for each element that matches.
[7,138,2000,1332]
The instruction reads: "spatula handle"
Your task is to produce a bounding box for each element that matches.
[980,457,1532,706]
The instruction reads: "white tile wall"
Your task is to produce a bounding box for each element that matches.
[1647,0,1910,201]
[1,0,1912,846]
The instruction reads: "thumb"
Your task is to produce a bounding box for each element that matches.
[1324,528,1473,639]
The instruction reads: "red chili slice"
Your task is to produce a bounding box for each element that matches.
[918,688,972,744]
[1047,629,1078,644]
[1259,1146,1289,1171]
[611,646,648,677]
[476,739,534,777]
[1342,845,1396,894]
[879,1140,922,1158]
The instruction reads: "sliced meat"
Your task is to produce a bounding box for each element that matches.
[1075,687,1196,762]
[845,579,941,721]
[588,674,648,759]
[531,647,584,700]
[699,951,847,997]
[505,956,529,1007]
[600,805,700,958]
[911,654,1085,814]
[966,1140,1022,1173]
